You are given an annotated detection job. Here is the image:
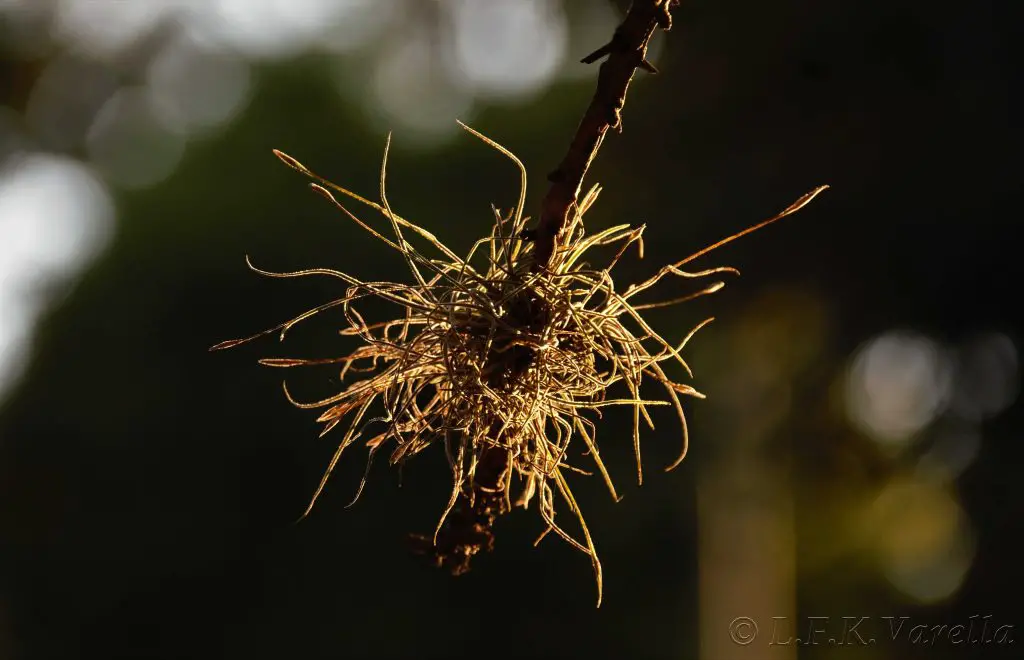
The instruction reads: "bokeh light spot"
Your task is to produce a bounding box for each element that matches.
[52,0,180,58]
[85,87,187,189]
[950,332,1019,422]
[206,0,351,59]
[0,153,114,400]
[315,0,397,54]
[916,424,981,483]
[369,32,475,142]
[25,53,120,152]
[146,31,252,136]
[444,0,568,100]
[845,331,952,449]
[865,477,974,603]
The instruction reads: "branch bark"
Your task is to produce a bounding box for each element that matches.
[411,0,682,574]
[533,0,679,269]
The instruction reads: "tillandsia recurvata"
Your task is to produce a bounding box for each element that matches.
[212,0,827,606]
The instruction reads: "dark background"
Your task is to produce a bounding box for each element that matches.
[1,1,1020,658]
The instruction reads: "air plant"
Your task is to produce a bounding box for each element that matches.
[212,0,826,607]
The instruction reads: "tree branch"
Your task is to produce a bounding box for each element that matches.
[409,0,682,577]
[533,0,678,269]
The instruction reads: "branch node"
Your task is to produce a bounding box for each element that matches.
[606,106,623,129]
[639,58,659,74]
[655,2,673,30]
[580,42,612,65]
[534,0,681,270]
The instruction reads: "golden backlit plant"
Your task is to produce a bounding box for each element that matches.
[212,121,827,606]
[213,0,829,607]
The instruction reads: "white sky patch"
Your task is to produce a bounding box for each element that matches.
[443,0,568,100]
[369,31,475,142]
[51,0,184,58]
[86,87,187,190]
[0,153,114,401]
[0,295,34,405]
[204,0,352,59]
[315,0,398,54]
[24,0,581,147]
[46,0,372,62]
[146,31,252,136]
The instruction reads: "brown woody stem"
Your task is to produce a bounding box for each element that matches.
[410,0,680,574]
[533,0,678,270]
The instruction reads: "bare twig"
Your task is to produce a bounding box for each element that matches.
[417,1,681,575]
[534,0,678,269]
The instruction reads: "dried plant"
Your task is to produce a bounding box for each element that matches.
[212,0,826,606]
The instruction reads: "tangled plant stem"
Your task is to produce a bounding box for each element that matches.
[212,128,825,604]
[212,0,828,607]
